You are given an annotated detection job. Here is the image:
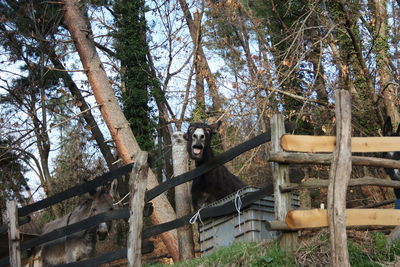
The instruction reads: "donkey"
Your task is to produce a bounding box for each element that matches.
[383,116,400,199]
[38,186,114,266]
[184,121,246,209]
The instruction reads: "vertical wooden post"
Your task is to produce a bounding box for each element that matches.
[327,90,351,267]
[271,114,298,252]
[127,151,149,267]
[172,132,194,260]
[7,200,21,267]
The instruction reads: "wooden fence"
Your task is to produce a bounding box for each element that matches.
[2,89,400,266]
[0,125,275,266]
[268,90,400,266]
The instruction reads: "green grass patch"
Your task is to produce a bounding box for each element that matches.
[145,232,400,267]
[144,241,295,267]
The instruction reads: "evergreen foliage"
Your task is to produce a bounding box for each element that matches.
[0,137,28,222]
[113,0,155,152]
[50,124,106,217]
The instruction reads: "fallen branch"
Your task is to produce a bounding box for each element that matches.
[280,176,400,192]
[269,152,400,168]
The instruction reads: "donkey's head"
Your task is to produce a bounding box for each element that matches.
[383,117,400,181]
[87,186,114,241]
[183,121,221,163]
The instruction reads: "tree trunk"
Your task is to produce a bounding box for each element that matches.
[127,151,148,267]
[178,0,222,115]
[271,114,298,252]
[7,200,21,267]
[371,0,400,125]
[62,0,179,261]
[172,132,194,260]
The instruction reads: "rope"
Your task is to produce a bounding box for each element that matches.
[189,207,204,226]
[234,189,243,232]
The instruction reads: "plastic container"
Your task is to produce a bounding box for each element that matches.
[198,186,299,256]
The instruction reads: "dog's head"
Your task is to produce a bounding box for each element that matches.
[183,121,221,162]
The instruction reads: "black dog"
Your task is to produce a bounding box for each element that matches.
[184,121,246,209]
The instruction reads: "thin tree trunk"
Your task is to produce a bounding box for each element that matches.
[62,0,179,261]
[371,0,400,125]
[48,48,117,169]
[178,0,222,115]
[172,132,194,260]
[327,90,351,267]
[127,151,148,267]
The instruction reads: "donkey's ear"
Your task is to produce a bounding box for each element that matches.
[396,123,400,136]
[83,178,97,196]
[108,179,119,201]
[210,120,222,134]
[383,117,393,136]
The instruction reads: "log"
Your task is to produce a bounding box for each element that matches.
[271,114,298,252]
[327,90,351,267]
[268,152,400,168]
[7,200,21,267]
[281,135,400,153]
[127,151,149,267]
[172,132,194,260]
[285,209,400,229]
[279,176,400,192]
[266,219,396,231]
[265,220,295,231]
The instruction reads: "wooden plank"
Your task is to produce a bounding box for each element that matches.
[285,209,400,229]
[7,200,21,267]
[271,114,298,252]
[327,90,351,267]
[281,135,400,153]
[128,151,148,267]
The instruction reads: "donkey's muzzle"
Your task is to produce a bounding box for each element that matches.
[97,222,109,241]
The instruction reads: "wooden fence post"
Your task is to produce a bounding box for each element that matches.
[172,132,194,260]
[271,114,298,252]
[327,90,351,267]
[7,200,21,267]
[127,151,149,267]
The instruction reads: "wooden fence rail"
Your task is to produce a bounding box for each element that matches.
[4,102,400,266]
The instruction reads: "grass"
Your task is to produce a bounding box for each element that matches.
[144,240,295,267]
[145,231,400,267]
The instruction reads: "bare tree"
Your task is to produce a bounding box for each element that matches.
[62,0,179,261]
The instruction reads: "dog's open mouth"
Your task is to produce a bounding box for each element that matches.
[192,145,203,156]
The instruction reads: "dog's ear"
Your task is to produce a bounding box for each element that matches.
[384,117,393,136]
[209,120,222,134]
[183,133,188,141]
